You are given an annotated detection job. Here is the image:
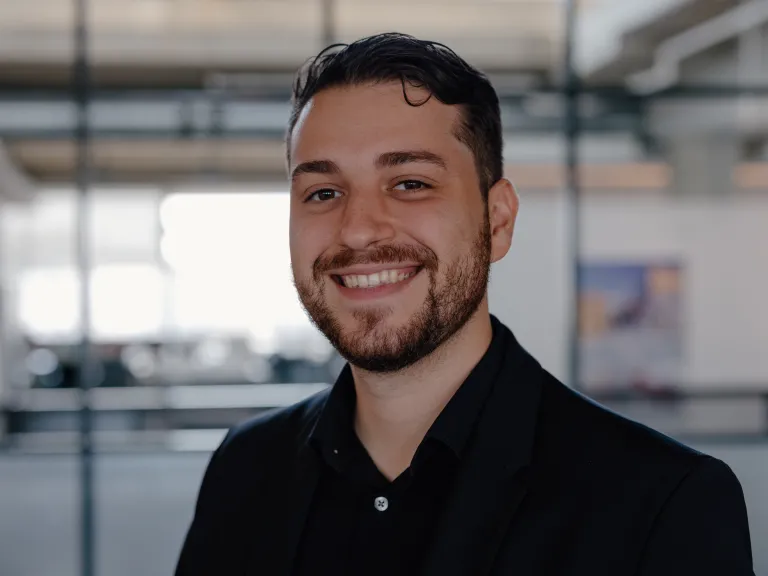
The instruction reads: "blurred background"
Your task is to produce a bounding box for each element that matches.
[0,0,766,574]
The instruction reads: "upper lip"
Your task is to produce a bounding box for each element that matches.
[327,263,422,276]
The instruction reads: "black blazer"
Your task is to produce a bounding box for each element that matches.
[175,326,754,576]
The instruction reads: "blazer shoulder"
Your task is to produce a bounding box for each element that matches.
[218,385,330,460]
[537,372,705,483]
[529,372,749,539]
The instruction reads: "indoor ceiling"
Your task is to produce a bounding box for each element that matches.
[0,0,569,89]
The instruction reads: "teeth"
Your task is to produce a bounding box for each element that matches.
[341,268,418,289]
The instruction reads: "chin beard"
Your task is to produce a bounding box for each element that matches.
[326,295,446,372]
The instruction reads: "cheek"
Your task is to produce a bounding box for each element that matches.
[289,224,310,272]
[407,210,474,256]
[289,218,329,277]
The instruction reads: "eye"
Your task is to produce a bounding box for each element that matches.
[305,189,341,203]
[394,180,431,192]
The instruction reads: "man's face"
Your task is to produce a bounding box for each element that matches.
[288,82,496,373]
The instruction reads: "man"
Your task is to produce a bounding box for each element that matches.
[176,34,754,576]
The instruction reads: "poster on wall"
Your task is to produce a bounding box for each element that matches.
[578,262,684,393]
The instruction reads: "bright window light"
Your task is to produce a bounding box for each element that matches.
[90,264,164,340]
[160,192,316,350]
[17,264,164,342]
[18,267,80,341]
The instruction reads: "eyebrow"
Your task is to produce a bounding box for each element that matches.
[375,150,448,171]
[290,159,341,182]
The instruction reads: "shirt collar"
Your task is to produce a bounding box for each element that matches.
[310,314,508,471]
[309,361,356,472]
[422,314,508,458]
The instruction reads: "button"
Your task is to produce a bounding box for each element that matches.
[374,496,389,512]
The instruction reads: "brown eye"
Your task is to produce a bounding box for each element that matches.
[306,189,341,203]
[394,180,430,192]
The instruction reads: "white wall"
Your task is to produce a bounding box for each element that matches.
[488,189,570,381]
[489,188,768,388]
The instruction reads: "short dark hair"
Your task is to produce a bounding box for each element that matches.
[287,33,503,201]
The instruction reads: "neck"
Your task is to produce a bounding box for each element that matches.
[350,303,493,480]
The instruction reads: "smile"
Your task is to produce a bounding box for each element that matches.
[334,267,421,289]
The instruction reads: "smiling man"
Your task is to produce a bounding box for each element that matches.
[175,34,754,576]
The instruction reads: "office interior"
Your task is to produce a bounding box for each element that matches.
[0,1,767,575]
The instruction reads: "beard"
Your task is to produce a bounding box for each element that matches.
[292,217,492,373]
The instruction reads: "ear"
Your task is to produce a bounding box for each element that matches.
[487,178,519,264]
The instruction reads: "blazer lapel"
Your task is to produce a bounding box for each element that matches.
[421,457,530,576]
[253,442,319,576]
[422,331,543,576]
[251,371,350,576]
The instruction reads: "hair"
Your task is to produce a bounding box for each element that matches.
[287,33,503,201]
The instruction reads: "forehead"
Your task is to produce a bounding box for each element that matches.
[289,82,466,166]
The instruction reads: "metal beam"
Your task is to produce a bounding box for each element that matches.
[630,0,768,92]
[72,1,95,575]
[564,0,582,392]
[0,89,645,140]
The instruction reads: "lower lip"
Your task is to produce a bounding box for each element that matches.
[332,269,423,301]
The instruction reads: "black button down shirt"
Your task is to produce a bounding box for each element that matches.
[293,316,508,576]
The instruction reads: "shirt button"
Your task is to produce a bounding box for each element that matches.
[374,496,389,512]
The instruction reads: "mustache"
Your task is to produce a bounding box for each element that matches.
[314,244,439,278]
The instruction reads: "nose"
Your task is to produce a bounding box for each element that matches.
[337,191,395,250]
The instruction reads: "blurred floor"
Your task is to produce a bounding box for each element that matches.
[0,443,766,576]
